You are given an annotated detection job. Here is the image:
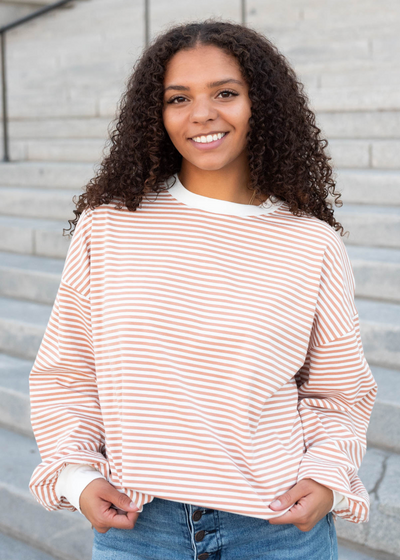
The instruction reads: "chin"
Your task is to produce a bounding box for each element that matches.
[185,160,231,172]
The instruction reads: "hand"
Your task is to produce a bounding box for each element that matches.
[80,478,140,533]
[268,478,334,532]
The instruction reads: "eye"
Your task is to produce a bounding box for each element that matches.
[166,96,187,105]
[217,89,239,99]
[166,89,239,104]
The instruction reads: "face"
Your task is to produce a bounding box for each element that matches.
[162,44,252,173]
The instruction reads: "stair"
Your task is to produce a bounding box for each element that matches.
[0,533,58,560]
[0,427,93,560]
[0,0,399,558]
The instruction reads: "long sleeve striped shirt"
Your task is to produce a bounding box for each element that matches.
[29,173,377,523]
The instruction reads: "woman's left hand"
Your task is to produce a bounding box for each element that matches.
[268,478,334,532]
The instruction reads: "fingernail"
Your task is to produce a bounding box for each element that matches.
[270,500,281,507]
[129,501,137,509]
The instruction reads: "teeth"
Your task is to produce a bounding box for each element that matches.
[192,132,226,143]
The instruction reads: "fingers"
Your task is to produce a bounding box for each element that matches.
[269,479,312,511]
[98,505,140,530]
[268,502,306,527]
[92,504,140,533]
[101,484,139,513]
[268,479,333,532]
[79,479,140,533]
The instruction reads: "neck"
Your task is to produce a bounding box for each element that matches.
[178,163,261,205]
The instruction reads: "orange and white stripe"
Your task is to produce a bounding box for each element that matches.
[29,174,377,523]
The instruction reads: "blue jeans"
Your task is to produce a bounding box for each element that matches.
[92,496,338,560]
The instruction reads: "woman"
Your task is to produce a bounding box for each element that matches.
[29,19,377,560]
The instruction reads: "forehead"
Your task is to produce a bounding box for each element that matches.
[164,45,243,82]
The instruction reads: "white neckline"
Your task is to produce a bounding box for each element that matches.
[163,173,283,217]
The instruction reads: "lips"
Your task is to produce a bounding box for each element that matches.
[188,131,229,150]
[189,132,228,140]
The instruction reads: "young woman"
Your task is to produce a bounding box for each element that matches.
[29,19,377,560]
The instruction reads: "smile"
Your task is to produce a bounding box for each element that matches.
[191,132,227,143]
[189,132,229,150]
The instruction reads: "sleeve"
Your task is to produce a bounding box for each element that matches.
[295,232,378,524]
[55,464,106,513]
[29,208,110,512]
[331,490,349,513]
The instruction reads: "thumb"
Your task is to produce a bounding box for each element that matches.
[269,482,305,511]
[103,485,139,512]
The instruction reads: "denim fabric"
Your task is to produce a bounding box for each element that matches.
[92,496,338,560]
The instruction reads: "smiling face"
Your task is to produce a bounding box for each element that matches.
[162,44,252,174]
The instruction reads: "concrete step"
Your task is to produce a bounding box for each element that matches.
[10,138,108,164]
[295,57,399,78]
[97,86,400,120]
[0,531,59,560]
[0,353,32,437]
[0,426,93,560]
[10,177,400,223]
[346,246,400,303]
[7,110,400,143]
[0,297,51,361]
[335,447,400,558]
[6,136,400,169]
[318,110,400,139]
[368,366,400,455]
[0,162,95,190]
[0,215,70,258]
[9,86,400,123]
[307,86,400,112]
[335,169,400,206]
[0,167,398,221]
[338,540,399,560]
[328,139,400,170]
[279,38,371,66]
[357,298,400,370]
[0,168,398,224]
[336,205,400,249]
[9,117,113,140]
[320,68,400,90]
[0,187,77,220]
[0,251,64,305]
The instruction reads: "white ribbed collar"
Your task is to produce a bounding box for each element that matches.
[164,173,284,217]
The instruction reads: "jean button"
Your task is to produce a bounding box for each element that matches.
[195,530,206,542]
[192,509,203,522]
[198,554,209,560]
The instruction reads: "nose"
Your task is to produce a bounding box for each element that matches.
[190,95,218,124]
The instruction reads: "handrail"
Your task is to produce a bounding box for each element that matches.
[1,0,247,162]
[0,0,74,35]
[1,0,75,161]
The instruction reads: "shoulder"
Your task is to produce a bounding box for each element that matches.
[277,203,347,256]
[74,202,132,233]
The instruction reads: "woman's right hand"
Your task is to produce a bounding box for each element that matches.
[80,478,141,533]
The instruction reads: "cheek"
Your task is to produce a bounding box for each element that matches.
[226,103,252,133]
[162,111,173,137]
[163,109,185,142]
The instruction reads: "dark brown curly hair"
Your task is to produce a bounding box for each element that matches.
[65,18,344,237]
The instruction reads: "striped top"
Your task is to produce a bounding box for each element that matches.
[29,173,377,524]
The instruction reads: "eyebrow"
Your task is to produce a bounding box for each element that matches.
[163,78,244,93]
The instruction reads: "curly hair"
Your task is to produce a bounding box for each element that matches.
[65,18,344,236]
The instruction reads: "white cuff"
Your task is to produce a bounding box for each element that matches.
[330,489,349,512]
[55,463,106,513]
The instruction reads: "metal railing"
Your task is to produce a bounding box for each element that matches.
[1,0,247,162]
[0,0,76,162]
